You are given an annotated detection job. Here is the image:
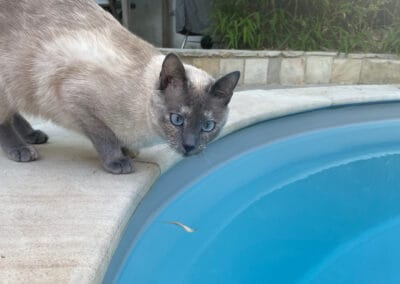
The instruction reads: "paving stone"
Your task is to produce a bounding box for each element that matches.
[180,56,194,65]
[220,58,244,84]
[267,57,282,84]
[244,58,269,85]
[331,58,362,84]
[305,56,333,84]
[280,57,305,85]
[282,51,305,57]
[159,48,282,58]
[360,59,400,84]
[192,57,220,78]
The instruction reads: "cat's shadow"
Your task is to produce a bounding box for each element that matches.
[27,124,102,173]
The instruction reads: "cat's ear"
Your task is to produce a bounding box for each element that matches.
[210,71,240,105]
[159,53,187,90]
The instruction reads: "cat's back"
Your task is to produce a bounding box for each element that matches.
[0,0,156,83]
[0,0,156,121]
[0,0,125,58]
[0,0,114,38]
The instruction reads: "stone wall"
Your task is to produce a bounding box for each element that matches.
[159,48,400,86]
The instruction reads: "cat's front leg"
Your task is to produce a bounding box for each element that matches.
[80,116,134,174]
[0,117,39,162]
[12,113,49,144]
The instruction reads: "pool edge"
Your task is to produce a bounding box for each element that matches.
[103,100,400,283]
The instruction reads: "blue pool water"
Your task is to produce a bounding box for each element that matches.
[116,119,400,284]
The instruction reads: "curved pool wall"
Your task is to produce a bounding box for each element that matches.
[104,102,400,283]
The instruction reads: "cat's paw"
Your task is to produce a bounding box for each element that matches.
[7,145,38,162]
[103,156,135,174]
[24,130,49,144]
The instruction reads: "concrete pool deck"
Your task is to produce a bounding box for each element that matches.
[1,85,400,283]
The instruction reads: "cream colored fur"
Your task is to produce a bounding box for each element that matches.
[0,0,213,151]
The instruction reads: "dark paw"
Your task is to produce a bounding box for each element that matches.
[7,145,38,162]
[24,130,49,144]
[103,156,134,174]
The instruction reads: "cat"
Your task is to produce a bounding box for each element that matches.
[0,0,240,174]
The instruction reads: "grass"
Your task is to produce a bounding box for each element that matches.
[209,0,400,53]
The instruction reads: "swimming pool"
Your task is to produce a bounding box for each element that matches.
[104,102,400,284]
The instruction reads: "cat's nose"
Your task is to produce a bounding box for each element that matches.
[183,143,195,153]
[183,133,197,154]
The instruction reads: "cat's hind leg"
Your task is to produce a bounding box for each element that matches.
[12,113,48,144]
[0,115,38,162]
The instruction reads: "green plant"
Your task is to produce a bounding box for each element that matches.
[209,0,400,53]
[211,11,264,49]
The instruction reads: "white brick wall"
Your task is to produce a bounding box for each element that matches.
[159,48,400,86]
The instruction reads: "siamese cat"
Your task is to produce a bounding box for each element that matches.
[0,0,240,174]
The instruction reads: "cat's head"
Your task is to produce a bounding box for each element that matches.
[151,53,240,156]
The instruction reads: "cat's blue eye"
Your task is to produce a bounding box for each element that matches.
[170,113,184,126]
[202,120,216,132]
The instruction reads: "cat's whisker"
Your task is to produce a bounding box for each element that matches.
[196,145,213,165]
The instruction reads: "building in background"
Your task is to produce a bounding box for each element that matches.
[96,0,211,48]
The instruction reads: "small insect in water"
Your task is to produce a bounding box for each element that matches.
[164,221,196,233]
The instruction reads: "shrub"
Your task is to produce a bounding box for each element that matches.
[209,0,400,53]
